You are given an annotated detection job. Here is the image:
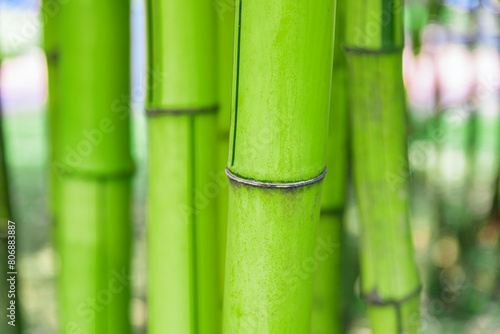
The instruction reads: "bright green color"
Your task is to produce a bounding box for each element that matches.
[56,1,133,333]
[311,0,348,332]
[146,1,219,333]
[226,1,334,183]
[56,1,133,176]
[57,179,131,334]
[346,0,421,333]
[223,0,335,332]
[215,0,235,300]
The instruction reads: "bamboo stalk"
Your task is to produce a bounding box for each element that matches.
[0,72,11,245]
[146,0,219,333]
[56,2,133,333]
[0,69,20,334]
[345,0,421,332]
[223,1,335,332]
[311,0,348,333]
[215,0,235,302]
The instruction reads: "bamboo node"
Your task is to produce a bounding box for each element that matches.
[343,46,403,55]
[361,285,422,307]
[225,167,327,189]
[146,105,218,116]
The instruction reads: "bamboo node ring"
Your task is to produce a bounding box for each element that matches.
[343,46,404,54]
[225,167,327,188]
[146,105,218,116]
[361,285,422,307]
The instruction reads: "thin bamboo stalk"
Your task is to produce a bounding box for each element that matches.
[215,0,235,302]
[0,71,20,334]
[311,1,348,333]
[223,1,335,332]
[56,2,133,333]
[345,0,421,332]
[146,0,219,333]
[0,75,11,243]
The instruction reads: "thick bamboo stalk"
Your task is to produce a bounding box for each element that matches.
[215,0,235,301]
[146,1,219,333]
[345,0,421,333]
[56,2,133,333]
[311,1,348,333]
[223,1,335,332]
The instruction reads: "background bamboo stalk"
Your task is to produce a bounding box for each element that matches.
[215,0,235,304]
[56,1,133,333]
[346,0,421,332]
[146,0,219,332]
[223,0,335,332]
[311,0,348,333]
[0,73,20,334]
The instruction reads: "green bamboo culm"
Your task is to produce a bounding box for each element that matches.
[311,0,348,333]
[223,1,335,332]
[345,0,421,333]
[215,0,235,301]
[146,0,219,333]
[56,1,133,333]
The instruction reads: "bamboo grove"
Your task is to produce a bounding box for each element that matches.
[0,0,496,332]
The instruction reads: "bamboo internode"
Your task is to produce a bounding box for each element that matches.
[55,1,133,333]
[146,0,219,333]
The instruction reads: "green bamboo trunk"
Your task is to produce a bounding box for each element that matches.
[311,1,348,333]
[345,1,421,333]
[55,2,133,333]
[146,1,219,333]
[215,0,235,301]
[223,1,335,332]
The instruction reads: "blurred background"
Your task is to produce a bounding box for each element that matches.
[0,0,499,333]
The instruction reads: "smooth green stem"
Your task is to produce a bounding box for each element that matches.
[346,1,421,332]
[223,0,335,332]
[56,2,133,333]
[311,0,348,333]
[215,0,235,303]
[146,1,219,333]
[0,84,10,223]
